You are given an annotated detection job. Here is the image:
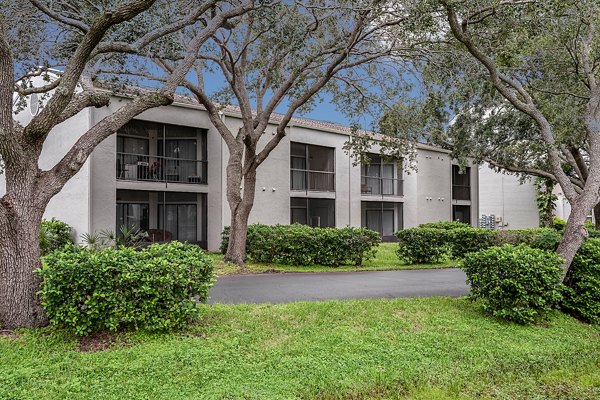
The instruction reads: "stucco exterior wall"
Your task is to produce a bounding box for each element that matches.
[415,149,453,224]
[1,91,92,241]
[478,165,539,229]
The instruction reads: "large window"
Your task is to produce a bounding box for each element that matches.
[361,201,403,240]
[361,154,403,196]
[290,142,335,192]
[290,198,335,227]
[452,165,471,200]
[453,205,471,225]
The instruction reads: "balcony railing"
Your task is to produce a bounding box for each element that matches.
[117,152,207,184]
[290,169,335,192]
[361,176,403,197]
[452,185,471,201]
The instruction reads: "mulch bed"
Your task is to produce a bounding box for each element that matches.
[78,331,129,352]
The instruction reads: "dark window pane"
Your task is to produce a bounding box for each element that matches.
[453,205,471,225]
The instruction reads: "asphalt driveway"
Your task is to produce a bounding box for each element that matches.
[209,268,469,304]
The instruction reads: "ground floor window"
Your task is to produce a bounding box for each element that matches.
[290,197,335,227]
[116,189,207,247]
[116,203,149,232]
[158,204,197,242]
[361,201,403,240]
[453,205,471,225]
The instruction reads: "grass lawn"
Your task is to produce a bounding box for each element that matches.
[212,242,456,275]
[0,298,598,399]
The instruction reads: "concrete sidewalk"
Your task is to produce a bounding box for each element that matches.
[209,268,469,304]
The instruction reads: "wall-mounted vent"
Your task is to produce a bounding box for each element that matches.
[29,93,40,116]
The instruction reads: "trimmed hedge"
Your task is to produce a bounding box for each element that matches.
[494,228,561,251]
[221,224,381,266]
[562,238,600,324]
[395,226,558,262]
[395,228,450,264]
[447,228,496,259]
[38,242,214,336]
[40,218,74,256]
[418,221,471,230]
[461,245,564,324]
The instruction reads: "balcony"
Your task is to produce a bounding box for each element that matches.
[290,169,335,192]
[361,176,403,197]
[117,152,207,184]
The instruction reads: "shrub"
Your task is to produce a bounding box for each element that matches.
[38,242,214,336]
[395,228,450,264]
[418,221,471,230]
[562,238,600,324]
[461,245,564,324]
[494,228,561,251]
[40,218,74,256]
[221,224,380,266]
[447,228,496,259]
[552,217,566,231]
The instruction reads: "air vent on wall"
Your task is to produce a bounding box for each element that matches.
[29,93,40,116]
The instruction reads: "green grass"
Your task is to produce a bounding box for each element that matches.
[1,298,598,399]
[212,242,456,275]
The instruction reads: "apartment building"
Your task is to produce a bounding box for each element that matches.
[3,92,479,251]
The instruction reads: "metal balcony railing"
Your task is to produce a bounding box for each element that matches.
[361,176,403,197]
[290,169,335,192]
[116,152,207,184]
[452,185,471,201]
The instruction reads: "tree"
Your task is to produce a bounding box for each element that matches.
[134,0,415,265]
[0,0,256,329]
[369,0,600,277]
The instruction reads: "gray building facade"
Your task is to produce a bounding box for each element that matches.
[2,93,480,251]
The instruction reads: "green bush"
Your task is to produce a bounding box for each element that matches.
[418,221,471,230]
[552,217,566,231]
[220,224,380,266]
[38,242,214,336]
[395,228,450,264]
[562,238,600,324]
[461,245,564,324]
[447,228,496,259]
[40,218,74,256]
[494,228,561,251]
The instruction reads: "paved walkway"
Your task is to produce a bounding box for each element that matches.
[209,268,469,304]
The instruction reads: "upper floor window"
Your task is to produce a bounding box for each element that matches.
[290,142,335,192]
[361,154,403,197]
[452,165,471,200]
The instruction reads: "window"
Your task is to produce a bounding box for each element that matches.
[116,203,149,232]
[361,154,403,196]
[158,204,197,242]
[290,198,335,227]
[361,202,403,239]
[453,205,471,225]
[158,192,202,243]
[452,165,471,200]
[290,142,335,192]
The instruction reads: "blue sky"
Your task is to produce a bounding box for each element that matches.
[199,70,378,131]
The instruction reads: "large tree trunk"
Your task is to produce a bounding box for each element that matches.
[0,173,47,329]
[556,199,593,281]
[224,146,258,266]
